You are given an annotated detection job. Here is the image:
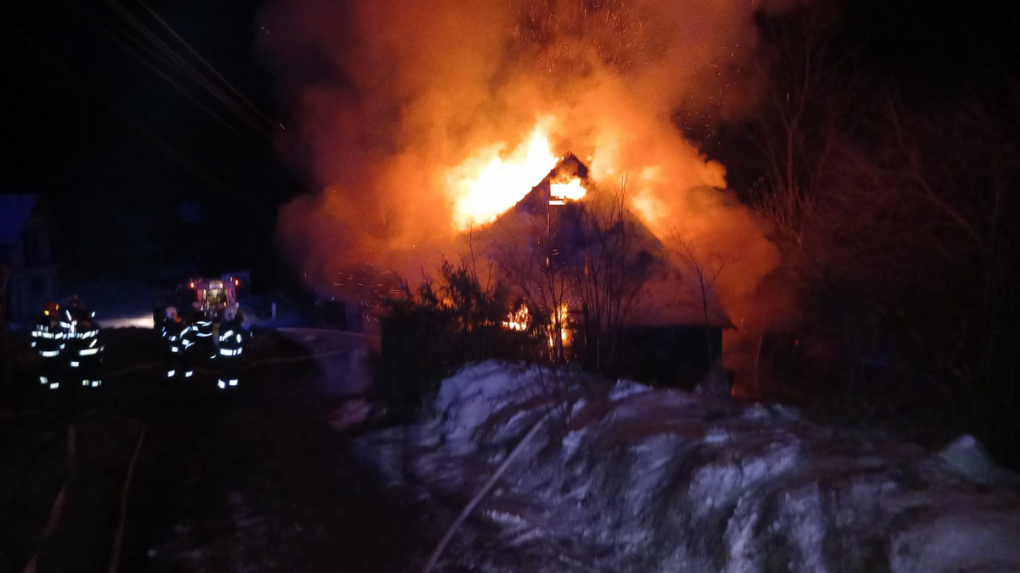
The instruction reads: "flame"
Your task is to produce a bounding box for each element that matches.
[503,303,531,331]
[447,120,585,230]
[502,300,571,350]
[550,178,586,203]
[548,302,571,349]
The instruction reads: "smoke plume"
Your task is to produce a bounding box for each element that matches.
[261,0,799,349]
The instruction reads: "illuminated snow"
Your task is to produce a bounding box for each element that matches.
[357,361,1020,573]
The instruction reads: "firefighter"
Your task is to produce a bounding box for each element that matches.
[60,295,81,339]
[63,296,100,381]
[31,302,65,391]
[179,307,198,378]
[160,306,186,378]
[193,304,216,362]
[71,311,104,389]
[217,304,244,389]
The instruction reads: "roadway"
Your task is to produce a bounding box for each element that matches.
[1,327,430,573]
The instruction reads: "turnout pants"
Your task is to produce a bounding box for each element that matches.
[217,356,241,389]
[163,345,189,378]
[75,354,103,389]
[39,356,63,391]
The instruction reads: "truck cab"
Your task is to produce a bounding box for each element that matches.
[183,276,242,319]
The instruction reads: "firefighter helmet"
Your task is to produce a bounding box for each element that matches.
[223,305,237,322]
[67,294,81,308]
[44,302,59,316]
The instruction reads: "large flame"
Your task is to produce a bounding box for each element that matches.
[447,121,585,230]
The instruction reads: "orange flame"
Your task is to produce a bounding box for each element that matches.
[548,302,571,349]
[550,178,586,203]
[447,120,585,230]
[503,303,531,331]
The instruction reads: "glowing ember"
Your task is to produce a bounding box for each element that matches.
[447,121,582,230]
[503,303,531,331]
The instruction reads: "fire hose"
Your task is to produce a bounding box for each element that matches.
[420,410,551,573]
[102,349,351,379]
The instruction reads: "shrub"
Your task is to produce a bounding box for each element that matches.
[375,261,547,420]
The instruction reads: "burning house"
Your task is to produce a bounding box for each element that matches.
[475,154,734,388]
[375,145,736,401]
[269,0,787,394]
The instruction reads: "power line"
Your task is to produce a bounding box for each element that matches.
[70,2,275,159]
[137,0,278,130]
[97,0,274,141]
[0,13,244,199]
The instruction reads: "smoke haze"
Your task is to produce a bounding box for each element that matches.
[262,0,802,347]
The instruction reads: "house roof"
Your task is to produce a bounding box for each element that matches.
[478,156,734,329]
[626,277,736,329]
[0,194,40,247]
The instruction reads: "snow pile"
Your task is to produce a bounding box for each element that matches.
[433,362,551,445]
[357,361,1020,573]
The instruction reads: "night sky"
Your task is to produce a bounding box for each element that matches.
[1,0,301,287]
[1,0,1017,288]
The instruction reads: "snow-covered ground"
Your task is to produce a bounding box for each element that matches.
[356,362,1020,573]
[100,313,155,329]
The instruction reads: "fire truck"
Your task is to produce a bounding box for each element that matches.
[182,274,248,316]
[153,273,247,323]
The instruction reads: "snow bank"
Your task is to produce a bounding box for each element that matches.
[433,362,551,445]
[357,361,1020,573]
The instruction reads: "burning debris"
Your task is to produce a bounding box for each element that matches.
[548,302,572,350]
[502,302,531,332]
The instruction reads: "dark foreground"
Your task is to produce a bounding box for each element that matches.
[0,329,428,573]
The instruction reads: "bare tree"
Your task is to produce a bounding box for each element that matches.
[750,8,1020,458]
[571,180,654,370]
[749,4,862,250]
[866,94,1020,449]
[668,237,730,362]
[481,188,575,362]
[481,176,659,368]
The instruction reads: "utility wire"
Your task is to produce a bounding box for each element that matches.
[98,0,273,140]
[100,0,263,135]
[0,13,243,199]
[71,2,275,159]
[137,0,278,131]
[74,1,176,69]
[99,0,270,137]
